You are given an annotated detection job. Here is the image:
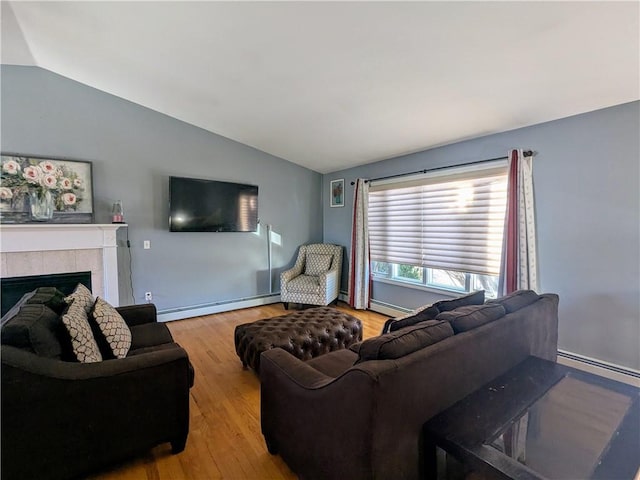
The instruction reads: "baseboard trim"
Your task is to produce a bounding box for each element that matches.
[557,350,640,387]
[157,293,282,322]
[337,293,409,318]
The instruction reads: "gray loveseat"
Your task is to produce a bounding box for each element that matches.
[260,290,559,480]
[1,288,194,480]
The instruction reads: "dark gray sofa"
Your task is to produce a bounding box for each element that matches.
[1,289,194,480]
[260,290,559,480]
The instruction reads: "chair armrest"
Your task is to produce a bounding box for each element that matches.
[281,265,303,284]
[117,303,157,327]
[318,268,339,299]
[1,343,187,380]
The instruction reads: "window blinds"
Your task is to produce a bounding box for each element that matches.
[368,163,508,276]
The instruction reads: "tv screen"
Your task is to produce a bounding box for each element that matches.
[169,176,258,232]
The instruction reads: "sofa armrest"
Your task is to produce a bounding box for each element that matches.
[117,303,157,327]
[260,348,376,479]
[260,348,334,389]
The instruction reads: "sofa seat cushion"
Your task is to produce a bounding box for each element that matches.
[356,320,454,363]
[306,348,358,377]
[436,303,506,333]
[487,289,539,313]
[129,322,174,350]
[286,275,321,294]
[1,304,64,358]
[433,290,485,312]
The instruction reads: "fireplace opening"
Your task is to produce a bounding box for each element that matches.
[1,271,92,317]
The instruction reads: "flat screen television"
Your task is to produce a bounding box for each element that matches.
[169,176,258,232]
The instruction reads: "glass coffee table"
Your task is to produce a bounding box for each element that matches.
[423,356,640,480]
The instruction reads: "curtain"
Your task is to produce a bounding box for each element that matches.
[499,149,538,295]
[348,178,370,309]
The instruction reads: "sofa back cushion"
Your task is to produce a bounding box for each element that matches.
[356,320,454,363]
[436,303,506,333]
[433,290,485,312]
[1,304,64,358]
[388,305,440,333]
[487,289,539,313]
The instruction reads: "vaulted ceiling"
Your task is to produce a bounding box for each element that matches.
[2,1,638,173]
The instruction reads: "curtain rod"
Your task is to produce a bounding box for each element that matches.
[350,150,534,185]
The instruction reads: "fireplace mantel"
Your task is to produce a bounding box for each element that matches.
[0,223,127,306]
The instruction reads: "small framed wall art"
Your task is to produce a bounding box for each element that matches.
[0,154,94,223]
[330,178,344,208]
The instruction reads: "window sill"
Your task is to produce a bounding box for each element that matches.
[372,276,464,298]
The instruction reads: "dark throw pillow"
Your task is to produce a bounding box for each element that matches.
[27,287,68,315]
[357,320,454,363]
[436,303,506,333]
[388,305,440,332]
[487,290,539,314]
[1,304,64,358]
[433,290,485,313]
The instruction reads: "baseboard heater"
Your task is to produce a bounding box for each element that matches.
[157,292,282,322]
[557,350,640,386]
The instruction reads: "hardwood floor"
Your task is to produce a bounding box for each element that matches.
[89,302,387,480]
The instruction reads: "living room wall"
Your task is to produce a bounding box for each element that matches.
[1,65,322,313]
[323,101,640,371]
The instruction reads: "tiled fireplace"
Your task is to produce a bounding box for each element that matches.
[0,224,125,307]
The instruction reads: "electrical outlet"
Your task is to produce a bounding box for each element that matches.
[145,292,153,302]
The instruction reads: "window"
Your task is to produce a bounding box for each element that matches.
[368,161,508,298]
[372,261,499,298]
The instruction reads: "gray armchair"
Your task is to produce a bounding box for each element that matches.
[280,244,343,309]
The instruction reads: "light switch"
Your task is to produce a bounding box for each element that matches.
[143,240,151,249]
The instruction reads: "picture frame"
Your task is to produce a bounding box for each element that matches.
[0,153,94,224]
[330,178,345,208]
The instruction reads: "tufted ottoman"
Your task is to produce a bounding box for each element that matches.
[234,307,362,373]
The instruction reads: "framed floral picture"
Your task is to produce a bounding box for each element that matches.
[330,178,345,207]
[0,154,94,223]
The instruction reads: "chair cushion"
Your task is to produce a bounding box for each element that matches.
[356,320,454,363]
[129,322,174,350]
[1,304,64,358]
[91,297,132,359]
[487,289,539,313]
[305,253,333,276]
[286,275,321,294]
[64,283,95,314]
[436,303,506,333]
[433,290,485,312]
[61,300,102,363]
